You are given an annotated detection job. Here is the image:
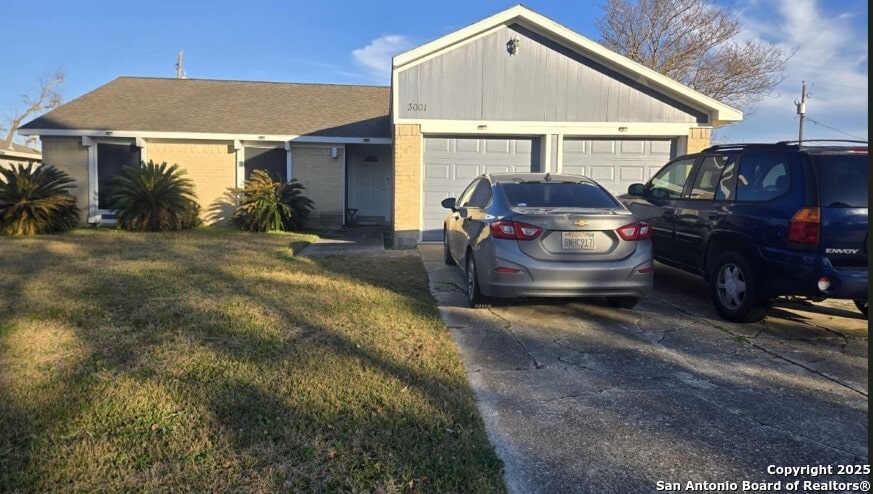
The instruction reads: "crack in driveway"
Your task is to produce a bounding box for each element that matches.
[651,296,868,398]
[487,307,543,370]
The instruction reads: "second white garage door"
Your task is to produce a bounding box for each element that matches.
[562,139,676,196]
[422,136,540,241]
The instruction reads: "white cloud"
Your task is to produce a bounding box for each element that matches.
[352,35,413,83]
[722,0,868,141]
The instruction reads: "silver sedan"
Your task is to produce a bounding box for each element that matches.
[442,172,654,308]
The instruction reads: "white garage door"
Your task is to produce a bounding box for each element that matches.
[562,139,675,196]
[422,136,540,241]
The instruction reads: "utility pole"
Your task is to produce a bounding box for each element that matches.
[795,81,807,143]
[176,51,184,79]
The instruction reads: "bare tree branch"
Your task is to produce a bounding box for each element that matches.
[596,0,794,117]
[1,69,65,149]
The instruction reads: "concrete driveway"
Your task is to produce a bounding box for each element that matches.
[419,244,868,494]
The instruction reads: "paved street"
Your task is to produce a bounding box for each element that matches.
[419,244,868,494]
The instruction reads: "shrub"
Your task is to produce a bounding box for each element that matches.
[109,160,201,232]
[231,169,314,232]
[0,163,79,236]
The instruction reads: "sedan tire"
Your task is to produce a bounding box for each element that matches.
[710,251,769,323]
[443,230,454,266]
[466,255,491,309]
[606,296,639,309]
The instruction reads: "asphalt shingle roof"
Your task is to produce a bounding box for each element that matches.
[21,77,391,138]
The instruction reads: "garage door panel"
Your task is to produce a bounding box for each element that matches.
[425,164,451,180]
[588,166,615,181]
[455,139,480,153]
[425,138,451,152]
[483,139,512,154]
[422,136,539,241]
[619,140,646,154]
[619,166,646,182]
[651,140,673,154]
[590,141,617,154]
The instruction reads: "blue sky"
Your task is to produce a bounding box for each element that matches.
[3,0,867,144]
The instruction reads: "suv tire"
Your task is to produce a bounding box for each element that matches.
[710,251,769,323]
[466,255,491,309]
[854,299,868,318]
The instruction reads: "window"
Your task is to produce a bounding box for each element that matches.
[456,179,480,208]
[647,158,695,199]
[811,154,868,208]
[466,180,493,208]
[244,148,286,183]
[688,154,738,201]
[736,155,790,202]
[502,182,619,208]
[97,143,141,209]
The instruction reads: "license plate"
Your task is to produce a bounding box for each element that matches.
[561,231,596,250]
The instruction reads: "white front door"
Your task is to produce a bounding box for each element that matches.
[348,146,392,224]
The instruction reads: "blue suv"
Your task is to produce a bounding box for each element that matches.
[621,140,868,322]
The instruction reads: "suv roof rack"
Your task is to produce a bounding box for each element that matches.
[701,143,796,152]
[701,140,868,153]
[777,139,868,146]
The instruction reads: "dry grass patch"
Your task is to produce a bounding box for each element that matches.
[0,228,504,493]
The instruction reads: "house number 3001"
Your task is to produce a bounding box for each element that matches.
[407,103,428,112]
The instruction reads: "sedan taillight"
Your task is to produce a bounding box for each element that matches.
[490,220,544,240]
[616,222,651,241]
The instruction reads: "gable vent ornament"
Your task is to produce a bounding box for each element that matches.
[507,36,520,55]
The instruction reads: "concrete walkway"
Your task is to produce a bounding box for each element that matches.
[298,226,417,257]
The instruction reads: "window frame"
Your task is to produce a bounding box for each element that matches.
[645,157,697,200]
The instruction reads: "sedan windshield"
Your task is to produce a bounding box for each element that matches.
[501,182,620,208]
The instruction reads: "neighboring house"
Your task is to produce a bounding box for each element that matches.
[19,5,741,244]
[0,143,41,170]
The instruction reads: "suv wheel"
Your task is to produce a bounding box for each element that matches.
[854,300,868,318]
[466,255,490,309]
[710,252,769,323]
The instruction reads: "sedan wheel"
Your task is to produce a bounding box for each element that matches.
[466,255,490,309]
[710,252,768,323]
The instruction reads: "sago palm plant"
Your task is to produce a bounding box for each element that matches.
[108,160,201,232]
[231,169,314,232]
[0,163,79,236]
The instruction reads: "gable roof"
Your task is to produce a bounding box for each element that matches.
[393,4,742,126]
[20,77,391,138]
[0,143,41,160]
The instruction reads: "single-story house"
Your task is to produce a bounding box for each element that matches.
[20,4,741,246]
[0,143,42,170]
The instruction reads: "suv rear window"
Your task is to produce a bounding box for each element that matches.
[812,154,868,208]
[501,182,620,208]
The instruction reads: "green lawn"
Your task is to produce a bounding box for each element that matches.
[0,228,504,493]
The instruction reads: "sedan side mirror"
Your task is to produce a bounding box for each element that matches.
[441,197,457,210]
[627,183,645,196]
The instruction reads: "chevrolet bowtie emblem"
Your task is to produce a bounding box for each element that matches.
[574,220,588,227]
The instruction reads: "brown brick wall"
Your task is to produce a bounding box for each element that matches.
[291,145,345,228]
[687,128,712,154]
[40,137,90,224]
[147,139,236,224]
[392,124,421,246]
